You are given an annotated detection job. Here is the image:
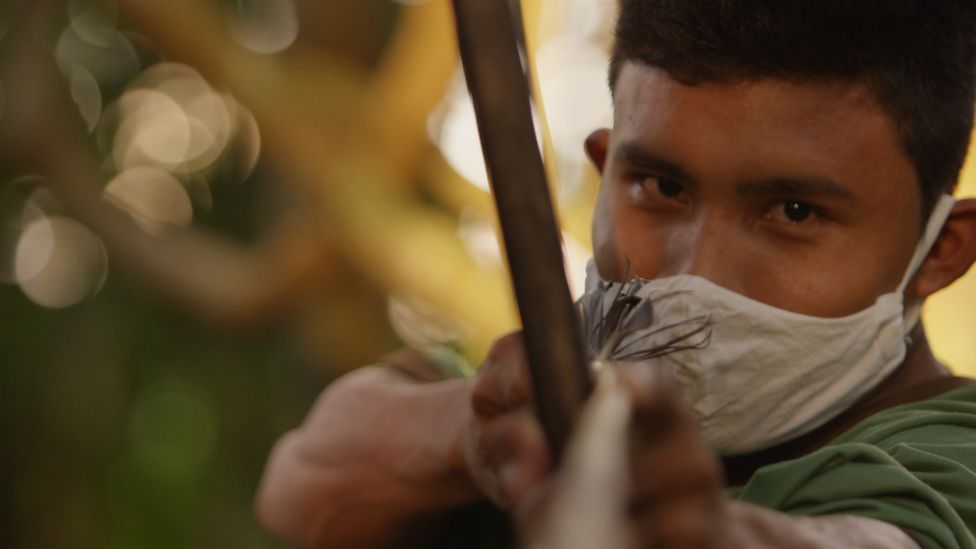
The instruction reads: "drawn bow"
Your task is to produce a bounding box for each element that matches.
[449,0,593,460]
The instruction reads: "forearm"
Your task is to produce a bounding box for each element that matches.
[723,500,920,549]
[255,367,483,548]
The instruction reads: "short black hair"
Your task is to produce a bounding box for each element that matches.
[610,0,976,216]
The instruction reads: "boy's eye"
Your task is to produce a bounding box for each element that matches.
[767,200,815,224]
[639,176,684,198]
[657,177,684,197]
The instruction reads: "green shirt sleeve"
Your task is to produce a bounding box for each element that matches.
[734,385,976,549]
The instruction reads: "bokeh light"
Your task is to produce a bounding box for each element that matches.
[55,8,140,93]
[108,63,248,179]
[113,88,194,169]
[427,0,612,203]
[181,174,215,211]
[104,167,194,234]
[1,177,40,284]
[14,215,108,309]
[563,231,591,299]
[67,0,119,47]
[232,98,262,182]
[224,0,299,55]
[429,70,545,193]
[428,71,491,191]
[68,64,102,131]
[535,37,612,198]
[457,208,503,268]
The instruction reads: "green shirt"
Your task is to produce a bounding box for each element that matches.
[735,383,976,549]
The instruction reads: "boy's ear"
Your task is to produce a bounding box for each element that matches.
[914,198,976,299]
[584,129,611,174]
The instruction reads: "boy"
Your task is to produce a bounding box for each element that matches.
[256,1,976,546]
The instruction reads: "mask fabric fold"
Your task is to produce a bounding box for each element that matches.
[576,195,955,455]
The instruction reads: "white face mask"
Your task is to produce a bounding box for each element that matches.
[577,195,956,455]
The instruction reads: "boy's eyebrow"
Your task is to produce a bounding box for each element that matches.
[614,143,695,183]
[614,142,858,202]
[736,178,858,201]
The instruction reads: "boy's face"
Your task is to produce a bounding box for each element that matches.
[590,62,925,317]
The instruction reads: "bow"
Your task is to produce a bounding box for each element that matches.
[450,0,593,459]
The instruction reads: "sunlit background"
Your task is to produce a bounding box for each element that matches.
[1,0,974,547]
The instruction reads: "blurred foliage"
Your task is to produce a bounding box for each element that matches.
[0,0,408,547]
[0,58,330,544]
[0,273,323,548]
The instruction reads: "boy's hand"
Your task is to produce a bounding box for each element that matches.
[617,362,726,548]
[464,332,726,547]
[464,332,553,508]
[255,366,480,548]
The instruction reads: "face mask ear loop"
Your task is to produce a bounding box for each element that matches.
[898,194,956,335]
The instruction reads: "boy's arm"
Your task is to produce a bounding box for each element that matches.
[254,365,482,548]
[255,336,924,549]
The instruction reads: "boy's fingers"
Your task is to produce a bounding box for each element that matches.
[481,408,552,508]
[473,332,534,417]
[614,361,725,549]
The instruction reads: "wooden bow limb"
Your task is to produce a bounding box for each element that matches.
[451,0,593,459]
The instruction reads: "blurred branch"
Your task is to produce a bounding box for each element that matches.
[0,1,339,333]
[2,0,524,359]
[113,0,518,357]
[107,0,367,138]
[357,1,459,180]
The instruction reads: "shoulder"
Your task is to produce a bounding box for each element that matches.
[833,379,976,449]
[735,380,976,549]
